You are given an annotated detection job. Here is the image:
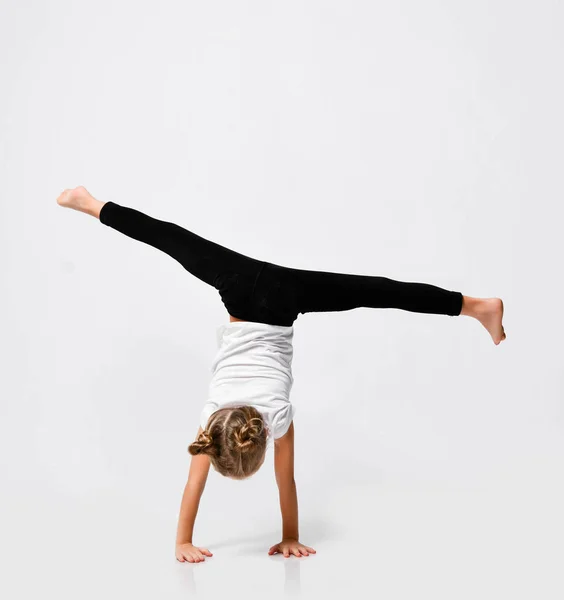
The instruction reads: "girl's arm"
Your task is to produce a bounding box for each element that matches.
[175,427,213,563]
[269,421,317,558]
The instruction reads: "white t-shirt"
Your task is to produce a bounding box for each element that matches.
[200,321,296,443]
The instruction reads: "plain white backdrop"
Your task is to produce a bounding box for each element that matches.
[1,1,563,598]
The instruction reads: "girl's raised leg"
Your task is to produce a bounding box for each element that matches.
[56,186,262,289]
[288,265,506,345]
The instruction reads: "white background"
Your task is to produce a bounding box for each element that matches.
[1,1,563,598]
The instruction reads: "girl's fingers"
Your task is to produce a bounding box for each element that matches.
[292,548,301,558]
[176,548,213,562]
[299,548,309,556]
[306,547,316,553]
[284,549,290,558]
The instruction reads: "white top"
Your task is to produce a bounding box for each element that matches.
[200,321,296,444]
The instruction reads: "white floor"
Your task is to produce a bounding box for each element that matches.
[4,463,563,599]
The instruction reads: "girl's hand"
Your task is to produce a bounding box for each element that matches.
[176,542,213,563]
[268,539,316,558]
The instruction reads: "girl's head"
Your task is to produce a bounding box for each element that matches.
[188,405,268,479]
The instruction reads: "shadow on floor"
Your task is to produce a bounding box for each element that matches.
[206,515,341,555]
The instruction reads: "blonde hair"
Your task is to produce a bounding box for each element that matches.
[188,405,268,479]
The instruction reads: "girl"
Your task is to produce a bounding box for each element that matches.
[56,186,506,563]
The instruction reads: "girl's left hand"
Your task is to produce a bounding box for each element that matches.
[268,539,316,558]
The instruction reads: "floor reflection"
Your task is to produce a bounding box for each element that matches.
[282,556,301,596]
[176,560,196,595]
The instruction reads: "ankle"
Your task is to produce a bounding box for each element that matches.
[86,199,104,219]
[460,295,481,317]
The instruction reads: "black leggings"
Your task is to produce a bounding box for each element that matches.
[99,201,463,326]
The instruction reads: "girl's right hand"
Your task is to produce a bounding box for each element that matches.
[175,543,213,563]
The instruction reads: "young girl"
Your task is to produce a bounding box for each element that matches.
[57,186,506,563]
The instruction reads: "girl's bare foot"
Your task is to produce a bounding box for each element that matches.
[461,296,506,345]
[56,186,105,218]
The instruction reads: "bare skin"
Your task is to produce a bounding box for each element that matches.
[57,185,506,344]
[56,185,105,218]
[174,429,214,563]
[460,296,506,344]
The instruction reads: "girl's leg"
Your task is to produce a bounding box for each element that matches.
[56,186,262,289]
[288,265,506,344]
[293,267,463,315]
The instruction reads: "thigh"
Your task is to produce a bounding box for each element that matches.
[167,226,264,290]
[253,262,302,325]
[289,266,375,314]
[236,261,397,324]
[243,261,361,323]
